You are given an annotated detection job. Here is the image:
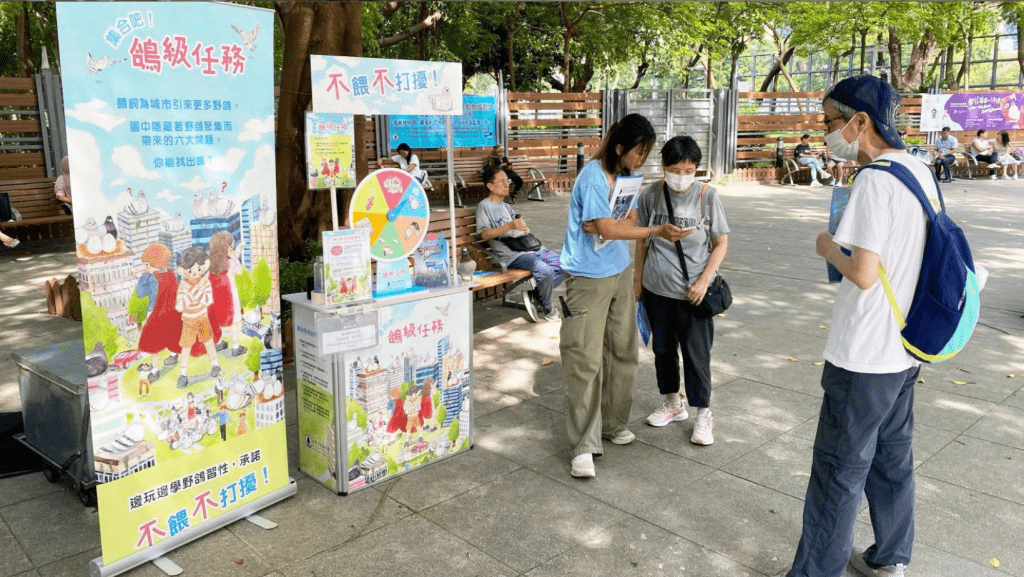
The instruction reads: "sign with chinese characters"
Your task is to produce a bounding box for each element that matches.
[921,92,1024,132]
[322,228,371,306]
[310,56,463,116]
[305,112,356,189]
[388,94,496,149]
[56,2,289,566]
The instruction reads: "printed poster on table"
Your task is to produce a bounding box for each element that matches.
[56,2,289,566]
[322,228,371,305]
[310,55,462,116]
[388,94,496,149]
[305,112,356,189]
[921,92,1024,132]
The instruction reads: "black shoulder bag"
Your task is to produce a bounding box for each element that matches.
[661,182,732,318]
[496,204,542,252]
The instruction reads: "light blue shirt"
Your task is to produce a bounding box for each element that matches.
[935,135,958,155]
[559,161,633,278]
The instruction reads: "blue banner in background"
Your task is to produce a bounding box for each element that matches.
[388,94,497,150]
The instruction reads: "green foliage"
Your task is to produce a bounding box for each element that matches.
[436,403,447,428]
[386,456,398,475]
[253,258,272,308]
[448,418,460,444]
[127,292,150,327]
[236,267,255,311]
[81,292,122,362]
[246,339,264,374]
[347,401,368,429]
[277,258,310,297]
[401,381,410,397]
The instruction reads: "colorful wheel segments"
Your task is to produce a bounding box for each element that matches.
[349,168,430,261]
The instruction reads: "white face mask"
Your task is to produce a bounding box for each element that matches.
[664,172,696,191]
[824,117,859,160]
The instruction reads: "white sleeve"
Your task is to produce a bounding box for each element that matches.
[833,175,891,255]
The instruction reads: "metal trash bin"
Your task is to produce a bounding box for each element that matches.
[12,340,97,506]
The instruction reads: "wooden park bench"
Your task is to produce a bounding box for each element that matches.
[0,177,72,240]
[426,207,542,321]
[781,145,857,186]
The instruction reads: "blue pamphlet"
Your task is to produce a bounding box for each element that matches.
[636,299,652,347]
[827,186,853,283]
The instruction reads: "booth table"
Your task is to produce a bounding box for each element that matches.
[285,283,474,494]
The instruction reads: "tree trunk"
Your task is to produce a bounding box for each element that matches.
[757,46,795,92]
[507,8,517,91]
[859,29,868,74]
[417,2,427,60]
[1017,20,1024,80]
[631,50,650,90]
[943,45,957,88]
[560,3,572,93]
[275,2,355,261]
[956,33,971,90]
[16,3,35,77]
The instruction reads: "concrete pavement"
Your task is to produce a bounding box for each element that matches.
[2,175,1023,577]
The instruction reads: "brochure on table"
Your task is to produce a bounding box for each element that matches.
[595,175,644,251]
[56,3,294,574]
[322,229,372,305]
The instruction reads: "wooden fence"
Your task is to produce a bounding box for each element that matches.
[0,77,54,181]
[506,92,603,193]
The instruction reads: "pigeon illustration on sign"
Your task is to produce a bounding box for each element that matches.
[231,24,260,51]
[86,51,125,74]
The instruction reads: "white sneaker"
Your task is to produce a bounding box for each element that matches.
[570,453,595,478]
[819,169,831,179]
[990,173,998,180]
[544,309,560,322]
[809,180,823,188]
[1014,173,1019,180]
[602,429,635,445]
[849,547,906,576]
[646,401,689,427]
[690,410,714,445]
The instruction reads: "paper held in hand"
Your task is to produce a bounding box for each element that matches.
[827,185,853,283]
[595,175,644,251]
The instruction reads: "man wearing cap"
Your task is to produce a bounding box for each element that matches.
[933,126,958,183]
[776,75,939,577]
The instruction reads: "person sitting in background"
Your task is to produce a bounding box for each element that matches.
[819,145,847,186]
[476,164,563,321]
[971,129,1001,180]
[933,126,958,183]
[377,143,428,184]
[794,134,831,187]
[54,156,72,213]
[484,143,524,201]
[993,130,1019,180]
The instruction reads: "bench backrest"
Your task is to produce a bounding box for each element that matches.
[0,178,62,220]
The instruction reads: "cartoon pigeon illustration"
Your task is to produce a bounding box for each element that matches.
[231,24,260,51]
[103,216,117,239]
[192,190,207,219]
[86,51,126,74]
[258,195,277,226]
[163,211,184,232]
[429,86,453,112]
[125,190,149,215]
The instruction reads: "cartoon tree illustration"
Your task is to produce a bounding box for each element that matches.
[235,267,255,312]
[81,291,122,361]
[127,292,150,328]
[386,456,398,475]
[448,418,460,445]
[346,400,367,429]
[253,258,272,313]
[246,340,264,374]
[436,404,447,429]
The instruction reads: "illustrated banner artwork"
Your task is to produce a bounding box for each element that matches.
[388,94,496,149]
[921,92,1024,132]
[305,112,356,189]
[56,2,288,565]
[310,55,463,116]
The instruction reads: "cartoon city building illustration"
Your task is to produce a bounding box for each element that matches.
[250,219,280,311]
[355,366,389,414]
[158,227,192,270]
[254,376,285,429]
[77,240,135,331]
[240,194,261,269]
[190,209,241,254]
[118,208,162,269]
[92,424,157,483]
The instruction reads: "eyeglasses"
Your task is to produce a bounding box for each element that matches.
[492,178,509,185]
[823,115,846,131]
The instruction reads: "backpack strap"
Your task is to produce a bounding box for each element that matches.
[856,159,941,331]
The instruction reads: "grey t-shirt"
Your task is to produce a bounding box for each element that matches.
[636,181,730,300]
[476,198,530,267]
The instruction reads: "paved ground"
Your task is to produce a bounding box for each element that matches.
[2,175,1023,577]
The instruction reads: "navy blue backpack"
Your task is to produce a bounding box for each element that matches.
[858,160,980,363]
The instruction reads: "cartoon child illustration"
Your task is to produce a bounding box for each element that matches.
[236,411,248,436]
[213,404,232,441]
[186,392,197,420]
[175,245,221,389]
[404,384,422,438]
[135,243,183,371]
[137,362,153,397]
[209,231,247,357]
[420,377,435,432]
[386,385,408,440]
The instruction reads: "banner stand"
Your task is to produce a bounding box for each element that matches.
[331,184,340,230]
[89,479,297,577]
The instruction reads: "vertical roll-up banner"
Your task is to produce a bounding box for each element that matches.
[56,3,292,570]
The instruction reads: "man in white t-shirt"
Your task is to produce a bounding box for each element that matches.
[777,75,935,577]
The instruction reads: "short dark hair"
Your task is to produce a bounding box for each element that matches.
[661,135,702,167]
[396,143,412,154]
[178,245,209,269]
[941,126,950,132]
[976,129,987,137]
[481,163,503,185]
[593,113,656,176]
[800,134,810,140]
[999,130,1010,146]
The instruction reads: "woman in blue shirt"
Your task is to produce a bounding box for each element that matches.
[560,113,690,478]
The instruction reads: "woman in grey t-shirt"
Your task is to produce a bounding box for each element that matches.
[634,136,729,446]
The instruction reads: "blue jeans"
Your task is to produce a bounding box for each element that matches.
[787,361,918,577]
[509,248,564,310]
[797,157,826,180]
[934,154,956,180]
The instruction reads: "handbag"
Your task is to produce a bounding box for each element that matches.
[496,205,542,252]
[661,182,732,318]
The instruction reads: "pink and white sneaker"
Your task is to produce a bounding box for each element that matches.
[646,401,689,427]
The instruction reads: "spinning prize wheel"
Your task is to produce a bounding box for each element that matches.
[349,168,430,261]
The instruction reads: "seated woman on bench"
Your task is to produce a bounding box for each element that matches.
[378,143,428,184]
